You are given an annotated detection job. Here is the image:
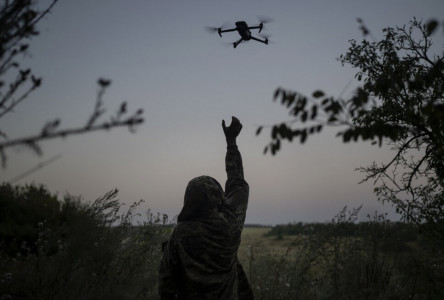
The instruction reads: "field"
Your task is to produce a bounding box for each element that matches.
[237,222,444,300]
[239,226,291,262]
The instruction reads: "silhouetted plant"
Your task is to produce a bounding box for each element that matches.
[242,206,444,300]
[0,0,144,168]
[0,184,170,300]
[258,18,444,241]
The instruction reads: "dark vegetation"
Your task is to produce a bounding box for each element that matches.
[1,184,443,299]
[258,18,444,241]
[1,0,443,299]
[252,19,444,298]
[247,207,444,300]
[0,182,170,299]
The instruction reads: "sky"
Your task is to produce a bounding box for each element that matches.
[1,0,443,225]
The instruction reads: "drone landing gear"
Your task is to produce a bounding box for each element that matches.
[233,38,243,48]
[232,36,268,48]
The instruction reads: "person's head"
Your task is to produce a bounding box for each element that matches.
[177,176,224,222]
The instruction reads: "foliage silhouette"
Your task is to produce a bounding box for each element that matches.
[246,207,444,300]
[0,182,170,299]
[0,0,144,168]
[259,18,444,240]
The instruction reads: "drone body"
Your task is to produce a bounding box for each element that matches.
[208,19,270,48]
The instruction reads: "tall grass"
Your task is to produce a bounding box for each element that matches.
[1,189,170,300]
[2,190,443,299]
[241,207,444,300]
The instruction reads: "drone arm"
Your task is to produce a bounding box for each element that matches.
[250,36,268,45]
[248,24,263,33]
[220,28,237,33]
[218,27,236,37]
[233,37,244,48]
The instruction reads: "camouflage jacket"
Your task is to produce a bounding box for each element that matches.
[158,145,253,299]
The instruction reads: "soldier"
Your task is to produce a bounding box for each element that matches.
[158,116,253,299]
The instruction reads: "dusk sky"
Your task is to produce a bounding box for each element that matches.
[2,0,443,224]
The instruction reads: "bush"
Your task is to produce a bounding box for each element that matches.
[0,184,170,300]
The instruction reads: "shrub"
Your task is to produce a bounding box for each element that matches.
[0,184,170,300]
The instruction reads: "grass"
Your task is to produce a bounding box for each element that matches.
[239,226,294,263]
[2,185,444,300]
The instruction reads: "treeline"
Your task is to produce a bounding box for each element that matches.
[247,207,444,299]
[266,219,418,241]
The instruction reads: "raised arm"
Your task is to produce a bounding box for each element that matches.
[222,117,249,213]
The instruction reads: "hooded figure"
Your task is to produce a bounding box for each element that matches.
[158,117,253,300]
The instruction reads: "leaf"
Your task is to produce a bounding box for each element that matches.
[300,129,307,144]
[273,88,281,101]
[271,126,278,139]
[256,126,263,136]
[98,78,111,87]
[301,111,308,122]
[425,19,438,36]
[328,116,338,122]
[343,130,352,142]
[312,90,325,98]
[311,105,318,120]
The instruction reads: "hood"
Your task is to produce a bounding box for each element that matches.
[177,176,224,223]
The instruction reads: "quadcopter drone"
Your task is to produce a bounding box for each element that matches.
[206,19,271,48]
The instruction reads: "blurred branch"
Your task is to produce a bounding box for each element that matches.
[0,81,144,168]
[8,153,62,183]
[0,1,145,168]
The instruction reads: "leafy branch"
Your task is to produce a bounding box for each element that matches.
[258,18,444,239]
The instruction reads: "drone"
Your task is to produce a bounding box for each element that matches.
[206,18,272,48]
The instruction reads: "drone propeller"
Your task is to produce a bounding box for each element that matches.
[205,26,222,36]
[205,22,231,37]
[258,16,274,24]
[205,26,218,33]
[257,16,273,33]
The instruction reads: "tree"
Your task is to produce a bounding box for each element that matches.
[258,18,444,240]
[0,0,144,168]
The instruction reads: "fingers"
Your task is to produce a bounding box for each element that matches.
[231,116,242,129]
[223,116,242,129]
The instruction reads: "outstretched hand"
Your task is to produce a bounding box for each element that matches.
[222,116,242,145]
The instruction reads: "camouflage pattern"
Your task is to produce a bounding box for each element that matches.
[158,145,253,299]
